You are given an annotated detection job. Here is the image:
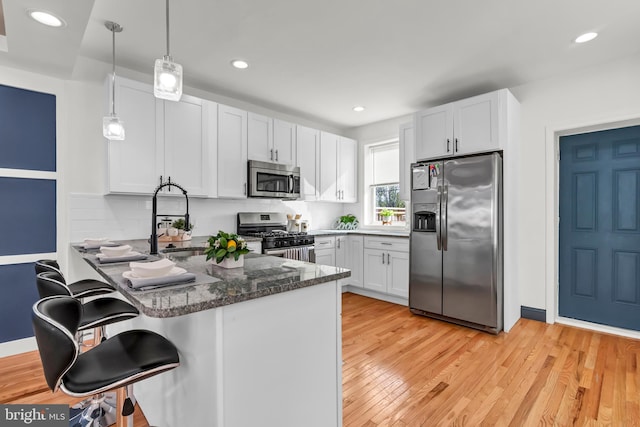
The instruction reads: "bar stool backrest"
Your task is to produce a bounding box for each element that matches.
[36,271,73,298]
[35,260,66,283]
[31,296,81,391]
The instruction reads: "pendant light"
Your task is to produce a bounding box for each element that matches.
[103,21,125,141]
[154,0,182,101]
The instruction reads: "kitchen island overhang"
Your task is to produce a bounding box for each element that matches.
[71,238,348,427]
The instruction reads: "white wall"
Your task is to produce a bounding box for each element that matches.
[510,53,640,310]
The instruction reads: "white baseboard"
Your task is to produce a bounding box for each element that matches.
[343,285,408,307]
[556,317,640,340]
[0,337,37,358]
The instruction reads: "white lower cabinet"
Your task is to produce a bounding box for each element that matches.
[314,236,336,266]
[335,235,363,288]
[363,236,409,298]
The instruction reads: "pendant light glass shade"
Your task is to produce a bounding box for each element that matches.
[103,21,125,141]
[154,55,183,101]
[154,0,182,101]
[103,113,125,140]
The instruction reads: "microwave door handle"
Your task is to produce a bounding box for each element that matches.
[289,175,294,193]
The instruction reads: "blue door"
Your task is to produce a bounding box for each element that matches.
[559,125,640,331]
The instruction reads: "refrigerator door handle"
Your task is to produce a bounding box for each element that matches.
[442,184,449,251]
[436,185,442,250]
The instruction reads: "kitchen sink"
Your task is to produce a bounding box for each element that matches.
[161,247,207,261]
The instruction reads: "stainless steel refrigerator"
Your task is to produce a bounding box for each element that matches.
[409,152,503,333]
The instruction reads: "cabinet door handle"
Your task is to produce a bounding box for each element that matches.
[447,138,451,152]
[455,138,459,153]
[244,183,247,195]
[337,239,341,249]
[276,149,279,162]
[160,175,163,186]
[387,253,390,264]
[381,253,385,264]
[270,148,274,161]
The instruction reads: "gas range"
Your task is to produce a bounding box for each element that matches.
[244,231,315,249]
[237,212,315,251]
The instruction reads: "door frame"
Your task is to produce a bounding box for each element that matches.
[545,112,640,339]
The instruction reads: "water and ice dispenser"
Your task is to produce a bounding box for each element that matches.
[413,209,436,232]
[411,162,440,233]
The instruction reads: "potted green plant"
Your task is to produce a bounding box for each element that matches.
[204,230,251,268]
[337,214,359,230]
[379,208,394,225]
[171,218,194,241]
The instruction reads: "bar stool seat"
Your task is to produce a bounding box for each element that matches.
[79,298,140,331]
[35,260,114,298]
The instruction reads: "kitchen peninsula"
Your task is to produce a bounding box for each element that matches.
[72,238,349,427]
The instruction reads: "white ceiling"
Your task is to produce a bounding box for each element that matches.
[2,0,640,129]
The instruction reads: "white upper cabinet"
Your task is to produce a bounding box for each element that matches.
[296,125,320,200]
[163,94,209,197]
[415,103,453,160]
[453,91,500,155]
[398,122,414,201]
[247,112,273,163]
[319,132,339,201]
[320,132,357,202]
[247,114,296,165]
[107,77,163,194]
[414,89,503,160]
[217,104,248,198]
[338,137,357,202]
[273,119,296,165]
[106,76,209,197]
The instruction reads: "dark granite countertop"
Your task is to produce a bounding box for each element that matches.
[72,237,350,318]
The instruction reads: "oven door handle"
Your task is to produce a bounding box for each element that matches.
[264,249,288,256]
[264,245,315,257]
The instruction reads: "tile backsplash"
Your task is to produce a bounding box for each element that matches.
[68,193,344,242]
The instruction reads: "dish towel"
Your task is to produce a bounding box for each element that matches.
[127,273,197,290]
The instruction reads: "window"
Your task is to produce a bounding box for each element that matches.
[364,141,406,226]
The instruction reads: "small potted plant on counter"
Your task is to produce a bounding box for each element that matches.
[204,230,251,268]
[380,208,394,225]
[336,214,359,230]
[172,218,194,241]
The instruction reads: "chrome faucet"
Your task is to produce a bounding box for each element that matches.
[150,180,190,255]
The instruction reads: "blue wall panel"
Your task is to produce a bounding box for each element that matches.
[0,263,39,342]
[0,177,56,256]
[0,84,56,172]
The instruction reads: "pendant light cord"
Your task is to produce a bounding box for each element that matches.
[111,25,116,115]
[165,0,171,58]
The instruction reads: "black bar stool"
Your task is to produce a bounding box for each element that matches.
[36,271,139,344]
[35,259,115,298]
[36,271,140,426]
[32,295,179,427]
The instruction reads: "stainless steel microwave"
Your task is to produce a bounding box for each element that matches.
[248,160,300,199]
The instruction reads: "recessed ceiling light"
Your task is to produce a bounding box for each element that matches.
[353,106,365,112]
[575,32,598,43]
[231,59,249,69]
[27,9,65,27]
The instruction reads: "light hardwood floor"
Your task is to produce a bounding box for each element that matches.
[342,292,640,426]
[2,292,639,426]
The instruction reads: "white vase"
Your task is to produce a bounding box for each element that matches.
[214,255,244,269]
